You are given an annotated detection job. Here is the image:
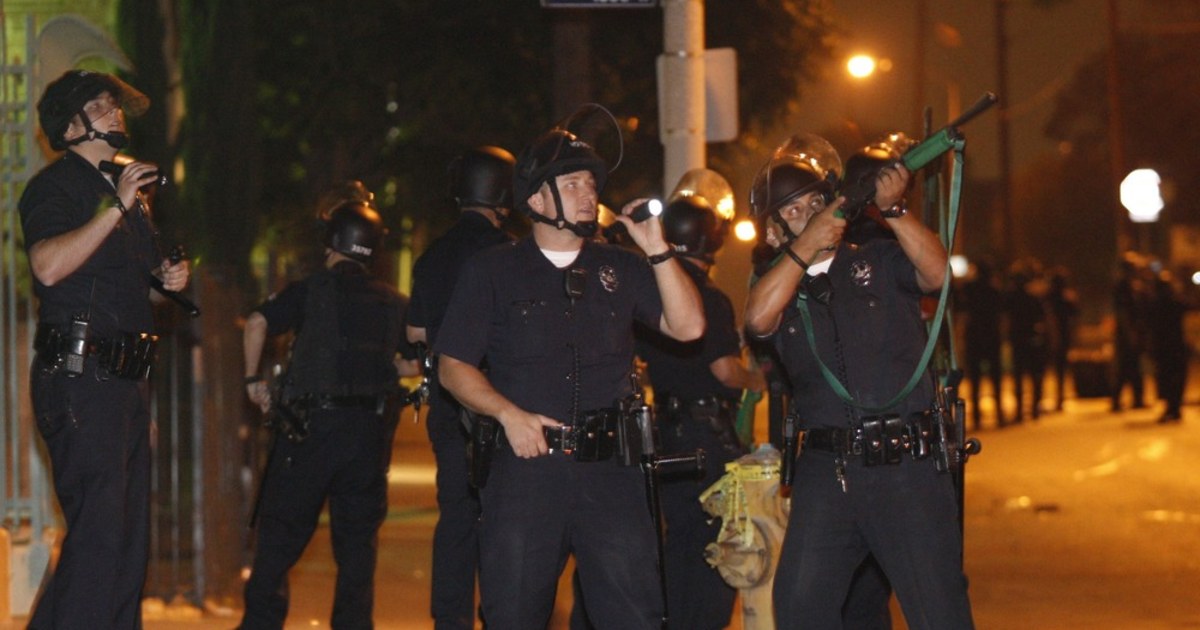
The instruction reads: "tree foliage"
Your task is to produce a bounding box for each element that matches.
[1017,26,1200,311]
[174,0,835,285]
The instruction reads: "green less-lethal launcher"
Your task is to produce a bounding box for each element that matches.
[835,92,998,221]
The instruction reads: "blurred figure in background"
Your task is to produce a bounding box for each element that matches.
[1112,252,1151,412]
[1006,259,1050,422]
[1045,266,1080,413]
[1148,266,1192,424]
[959,260,1007,429]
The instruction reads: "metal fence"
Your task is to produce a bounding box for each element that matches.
[0,12,231,618]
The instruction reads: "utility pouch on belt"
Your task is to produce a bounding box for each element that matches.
[861,414,904,466]
[617,401,655,467]
[465,409,498,489]
[569,408,620,462]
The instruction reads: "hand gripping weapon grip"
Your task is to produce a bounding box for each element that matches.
[836,92,999,221]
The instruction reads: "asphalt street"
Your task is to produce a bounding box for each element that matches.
[6,375,1199,629]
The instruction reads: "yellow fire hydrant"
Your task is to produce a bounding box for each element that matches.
[699,444,790,630]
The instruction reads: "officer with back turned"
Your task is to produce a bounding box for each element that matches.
[406,145,516,629]
[632,169,763,629]
[744,133,975,629]
[21,69,190,629]
[435,108,705,629]
[239,190,417,628]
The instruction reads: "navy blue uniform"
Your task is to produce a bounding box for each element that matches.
[20,151,159,630]
[771,241,974,629]
[407,211,511,629]
[436,237,665,629]
[635,258,741,630]
[240,261,408,629]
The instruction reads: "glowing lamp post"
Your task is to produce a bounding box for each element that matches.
[1120,168,1163,252]
[1120,168,1163,223]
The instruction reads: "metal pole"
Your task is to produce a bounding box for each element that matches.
[994,0,1015,264]
[1105,0,1131,255]
[660,0,705,195]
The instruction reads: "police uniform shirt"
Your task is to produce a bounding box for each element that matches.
[775,239,935,427]
[636,257,740,402]
[255,261,414,385]
[19,150,158,336]
[435,237,664,421]
[409,211,512,347]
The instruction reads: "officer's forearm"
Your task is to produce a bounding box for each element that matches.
[28,205,124,286]
[710,355,765,393]
[439,354,518,420]
[243,311,269,378]
[744,255,805,337]
[888,213,947,292]
[654,260,705,341]
[406,324,427,345]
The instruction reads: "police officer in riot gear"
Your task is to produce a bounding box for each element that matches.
[635,169,765,629]
[435,109,705,629]
[240,195,416,629]
[21,69,190,629]
[407,145,516,629]
[744,134,975,629]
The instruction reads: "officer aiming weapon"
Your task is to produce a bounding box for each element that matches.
[837,92,999,222]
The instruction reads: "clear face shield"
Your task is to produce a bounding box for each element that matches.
[521,103,626,237]
[750,133,843,245]
[667,168,735,223]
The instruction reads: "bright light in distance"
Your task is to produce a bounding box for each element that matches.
[716,196,735,221]
[847,54,877,79]
[1120,168,1164,223]
[950,255,969,278]
[1192,271,1200,286]
[734,219,757,242]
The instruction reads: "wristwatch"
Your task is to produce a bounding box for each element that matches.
[880,199,908,219]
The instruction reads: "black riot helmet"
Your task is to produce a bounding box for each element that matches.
[37,69,149,151]
[450,145,516,211]
[513,104,623,238]
[841,132,916,205]
[661,168,736,262]
[749,133,841,244]
[324,201,387,263]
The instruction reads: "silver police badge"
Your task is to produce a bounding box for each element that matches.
[599,265,619,293]
[849,259,873,287]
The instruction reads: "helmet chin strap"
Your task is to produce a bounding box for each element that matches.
[72,109,129,149]
[772,208,800,244]
[528,179,599,238]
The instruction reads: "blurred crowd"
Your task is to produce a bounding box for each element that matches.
[955,252,1197,429]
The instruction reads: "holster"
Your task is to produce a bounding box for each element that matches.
[464,409,499,489]
[266,399,310,443]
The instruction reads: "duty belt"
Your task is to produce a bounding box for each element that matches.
[306,394,385,412]
[803,413,935,466]
[659,395,736,418]
[34,323,158,380]
[541,407,621,461]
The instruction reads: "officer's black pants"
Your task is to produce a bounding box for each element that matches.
[773,451,975,630]
[240,408,392,630]
[425,387,481,630]
[479,449,662,630]
[657,411,740,630]
[28,363,151,630]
